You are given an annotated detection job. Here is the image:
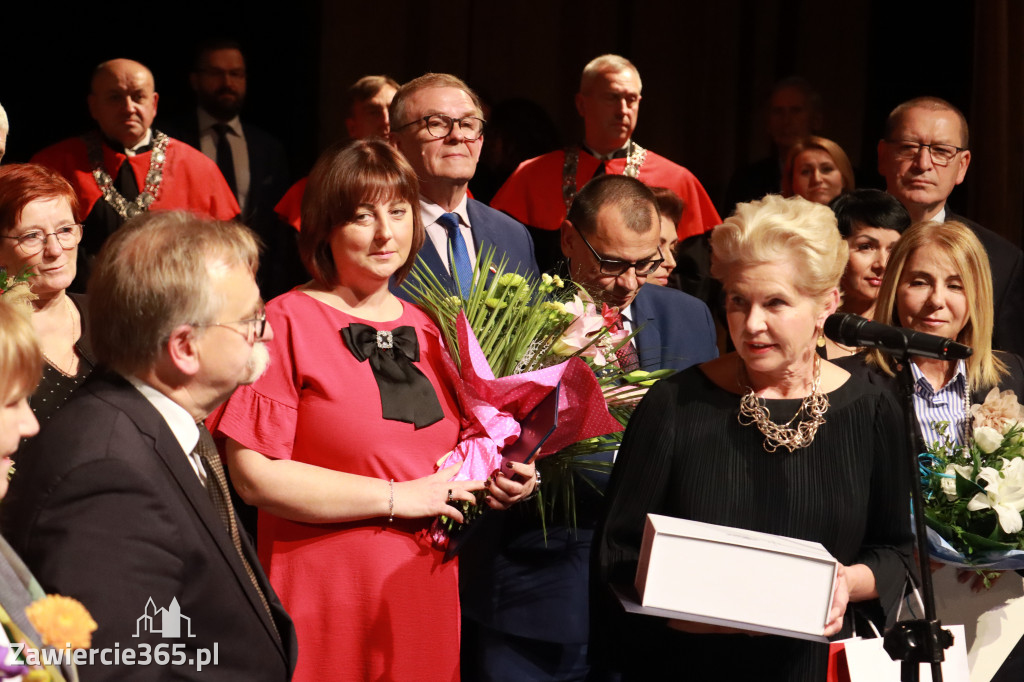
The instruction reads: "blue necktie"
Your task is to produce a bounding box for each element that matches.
[437,212,473,297]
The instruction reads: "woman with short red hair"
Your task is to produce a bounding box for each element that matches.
[0,164,94,423]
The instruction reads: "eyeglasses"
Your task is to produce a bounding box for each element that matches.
[885,140,967,167]
[195,307,267,344]
[392,114,486,141]
[574,224,664,277]
[1,224,83,256]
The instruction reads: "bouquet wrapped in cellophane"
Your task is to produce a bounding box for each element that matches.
[919,387,1024,571]
[402,249,671,547]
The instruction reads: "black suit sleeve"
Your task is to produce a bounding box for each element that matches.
[23,456,191,680]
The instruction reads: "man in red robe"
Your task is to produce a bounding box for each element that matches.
[32,58,239,289]
[491,54,721,271]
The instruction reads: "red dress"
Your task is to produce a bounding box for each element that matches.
[213,290,462,682]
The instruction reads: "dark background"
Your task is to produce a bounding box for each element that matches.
[2,0,1017,245]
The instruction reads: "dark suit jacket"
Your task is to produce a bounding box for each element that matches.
[395,198,540,300]
[2,373,297,681]
[458,283,718,645]
[631,283,719,372]
[947,212,1024,358]
[172,117,301,298]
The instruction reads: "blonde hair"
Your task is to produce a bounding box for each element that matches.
[89,211,259,375]
[0,298,42,401]
[711,194,847,299]
[869,220,1003,390]
[782,136,855,198]
[580,54,641,93]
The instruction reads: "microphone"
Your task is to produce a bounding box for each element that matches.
[823,313,973,361]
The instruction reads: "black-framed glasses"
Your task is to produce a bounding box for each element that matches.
[393,114,486,141]
[1,224,83,256]
[884,140,967,167]
[195,307,267,344]
[574,224,664,277]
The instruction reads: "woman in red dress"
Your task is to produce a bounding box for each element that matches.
[213,140,536,681]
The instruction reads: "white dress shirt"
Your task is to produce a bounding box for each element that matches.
[125,375,208,486]
[197,108,250,212]
[421,193,477,275]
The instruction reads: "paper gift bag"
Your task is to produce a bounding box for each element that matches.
[829,624,970,682]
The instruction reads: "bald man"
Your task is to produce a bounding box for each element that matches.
[32,58,239,290]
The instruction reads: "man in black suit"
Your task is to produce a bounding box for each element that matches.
[177,39,297,298]
[3,212,296,681]
[878,96,1024,356]
[459,175,717,682]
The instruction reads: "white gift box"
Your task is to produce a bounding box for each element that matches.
[620,514,839,642]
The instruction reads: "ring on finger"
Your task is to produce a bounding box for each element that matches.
[447,489,453,503]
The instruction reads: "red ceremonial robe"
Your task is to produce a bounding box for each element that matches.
[491,146,721,242]
[32,134,240,223]
[274,177,308,231]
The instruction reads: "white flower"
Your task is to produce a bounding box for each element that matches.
[941,463,974,500]
[966,458,1024,534]
[974,426,1005,454]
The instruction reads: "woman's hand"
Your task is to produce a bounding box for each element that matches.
[393,464,486,523]
[824,564,850,637]
[484,461,537,510]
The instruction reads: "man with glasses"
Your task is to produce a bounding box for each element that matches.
[878,96,1024,355]
[492,54,721,272]
[31,58,240,292]
[459,175,717,682]
[388,73,538,299]
[3,211,297,681]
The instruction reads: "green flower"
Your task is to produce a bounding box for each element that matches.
[484,297,508,310]
[497,273,527,288]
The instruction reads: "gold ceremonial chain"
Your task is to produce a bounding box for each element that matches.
[86,130,169,219]
[561,141,648,211]
[737,355,830,453]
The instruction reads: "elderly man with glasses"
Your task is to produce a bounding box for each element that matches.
[878,96,1024,356]
[388,73,538,299]
[458,174,717,682]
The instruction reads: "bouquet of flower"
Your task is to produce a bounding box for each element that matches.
[919,388,1024,570]
[403,250,670,543]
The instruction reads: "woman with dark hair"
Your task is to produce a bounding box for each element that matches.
[647,186,682,287]
[0,164,95,422]
[212,139,536,681]
[822,189,911,358]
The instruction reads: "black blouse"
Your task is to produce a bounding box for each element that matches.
[593,366,913,681]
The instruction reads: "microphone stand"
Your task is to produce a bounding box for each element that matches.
[881,348,953,682]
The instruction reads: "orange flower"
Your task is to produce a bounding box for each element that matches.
[24,595,97,650]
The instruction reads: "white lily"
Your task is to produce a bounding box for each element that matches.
[967,458,1024,534]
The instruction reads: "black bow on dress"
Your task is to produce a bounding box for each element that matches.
[340,323,445,429]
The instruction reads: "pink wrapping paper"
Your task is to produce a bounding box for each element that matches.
[431,312,621,545]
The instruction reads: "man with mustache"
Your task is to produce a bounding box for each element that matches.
[2,211,296,682]
[31,58,240,291]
